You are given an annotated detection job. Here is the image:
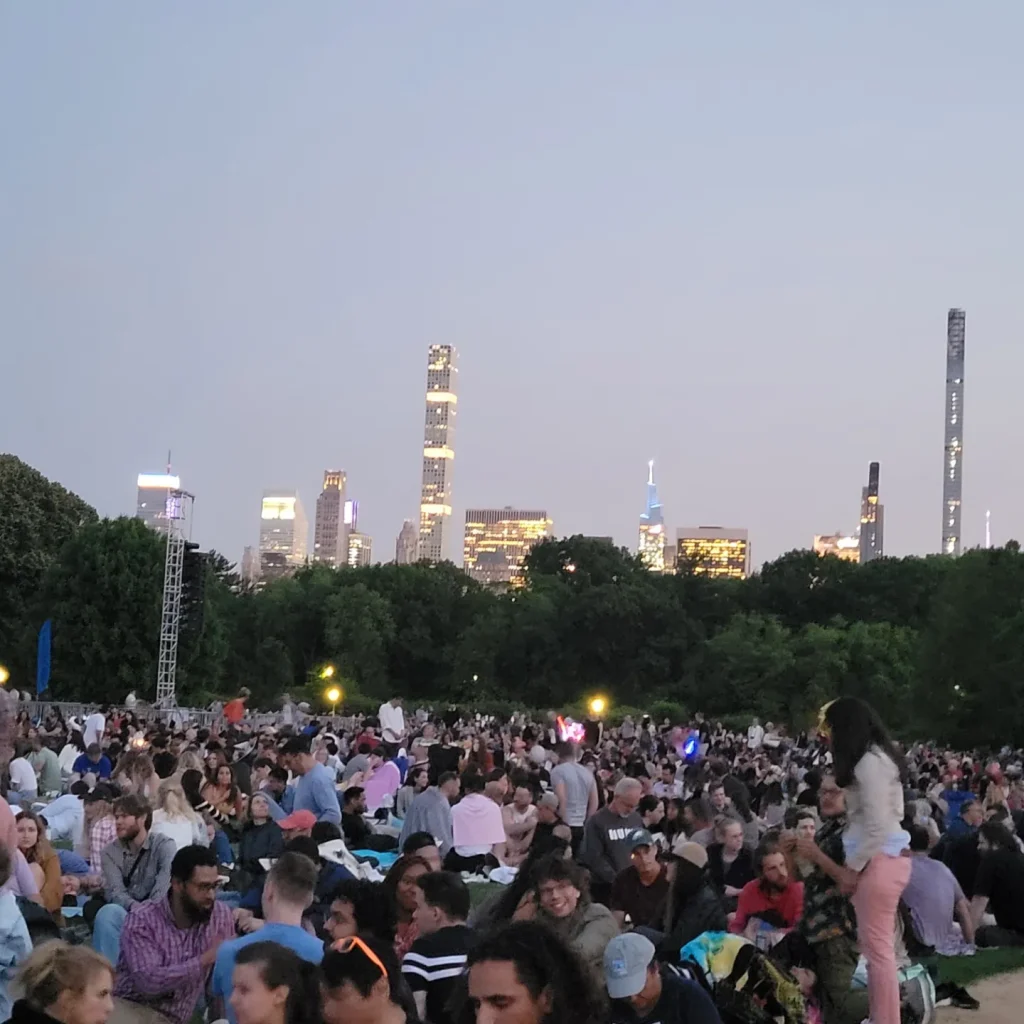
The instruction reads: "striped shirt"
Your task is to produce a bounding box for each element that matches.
[402,924,475,1024]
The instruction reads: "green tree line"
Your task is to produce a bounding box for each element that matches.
[2,454,1022,746]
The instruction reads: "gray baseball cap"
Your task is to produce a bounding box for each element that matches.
[603,932,655,1000]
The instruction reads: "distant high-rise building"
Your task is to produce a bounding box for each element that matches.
[637,461,666,572]
[313,470,348,567]
[464,508,553,587]
[240,546,259,585]
[136,472,181,534]
[814,534,860,562]
[259,490,307,581]
[418,345,458,562]
[676,527,750,579]
[943,309,966,555]
[858,462,884,563]
[347,532,373,567]
[395,520,418,564]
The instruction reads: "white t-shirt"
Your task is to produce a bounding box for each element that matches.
[8,757,37,795]
[83,712,106,748]
[378,702,405,743]
[747,724,764,750]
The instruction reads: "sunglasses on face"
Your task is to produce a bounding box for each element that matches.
[331,935,389,980]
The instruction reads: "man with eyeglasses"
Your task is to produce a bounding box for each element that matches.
[112,845,235,1024]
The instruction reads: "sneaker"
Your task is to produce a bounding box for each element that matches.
[950,986,980,1011]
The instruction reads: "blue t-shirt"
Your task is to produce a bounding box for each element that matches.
[211,922,324,1024]
[293,764,341,824]
[72,753,112,778]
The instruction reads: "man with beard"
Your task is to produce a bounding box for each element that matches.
[91,794,177,967]
[112,844,235,1024]
[730,838,804,941]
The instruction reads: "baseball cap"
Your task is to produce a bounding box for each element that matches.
[83,783,118,804]
[278,809,317,831]
[670,836,709,869]
[604,932,656,999]
[626,828,656,851]
[538,792,560,810]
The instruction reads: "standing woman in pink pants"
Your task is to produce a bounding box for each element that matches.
[821,698,910,1024]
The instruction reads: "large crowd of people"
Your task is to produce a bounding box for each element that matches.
[2,688,1024,1024]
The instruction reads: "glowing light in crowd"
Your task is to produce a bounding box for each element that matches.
[588,696,607,716]
[325,686,341,705]
[556,716,585,743]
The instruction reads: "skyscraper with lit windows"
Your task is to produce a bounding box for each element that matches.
[637,461,666,572]
[943,309,965,555]
[417,345,458,562]
[313,470,348,567]
[676,527,750,579]
[463,508,552,587]
[859,462,883,563]
[259,490,307,581]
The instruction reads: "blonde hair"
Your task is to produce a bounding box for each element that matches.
[157,778,198,823]
[14,942,113,1010]
[175,750,205,776]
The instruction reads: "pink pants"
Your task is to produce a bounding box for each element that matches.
[851,853,911,1024]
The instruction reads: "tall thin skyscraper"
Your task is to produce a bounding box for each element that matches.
[943,309,966,556]
[417,344,458,562]
[395,520,418,564]
[313,470,348,567]
[637,460,666,572]
[859,462,884,563]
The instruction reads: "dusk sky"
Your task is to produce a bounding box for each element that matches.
[4,4,1023,568]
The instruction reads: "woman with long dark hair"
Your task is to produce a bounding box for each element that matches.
[231,941,321,1024]
[821,697,909,1024]
[454,921,606,1024]
[381,855,431,958]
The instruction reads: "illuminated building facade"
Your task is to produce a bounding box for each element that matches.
[858,462,884,563]
[676,527,750,579]
[136,473,181,534]
[259,490,307,581]
[395,520,418,564]
[463,508,553,587]
[943,308,965,555]
[313,470,348,567]
[637,460,666,572]
[347,532,373,567]
[814,534,860,562]
[241,546,259,585]
[418,345,458,562]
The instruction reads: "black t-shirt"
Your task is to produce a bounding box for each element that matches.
[610,865,669,928]
[975,848,1024,932]
[342,810,372,846]
[401,924,476,1024]
[610,967,721,1024]
[152,751,177,779]
[707,844,756,894]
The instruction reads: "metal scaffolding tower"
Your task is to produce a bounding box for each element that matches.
[943,309,966,556]
[155,490,192,707]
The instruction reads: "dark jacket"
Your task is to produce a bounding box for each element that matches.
[10,1002,62,1024]
[659,880,728,960]
[237,820,285,881]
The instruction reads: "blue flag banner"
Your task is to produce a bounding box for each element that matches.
[37,619,52,695]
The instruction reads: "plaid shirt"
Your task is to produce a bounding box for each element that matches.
[114,895,235,1024]
[798,814,857,944]
[88,816,117,874]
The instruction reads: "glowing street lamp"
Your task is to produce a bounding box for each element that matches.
[0,665,9,686]
[588,696,607,717]
[320,665,336,680]
[325,685,342,715]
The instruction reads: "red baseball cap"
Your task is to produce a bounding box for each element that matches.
[277,809,317,830]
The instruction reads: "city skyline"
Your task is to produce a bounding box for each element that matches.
[10,8,1020,568]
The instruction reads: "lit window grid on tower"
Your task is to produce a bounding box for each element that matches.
[676,532,750,579]
[313,471,348,567]
[418,345,458,562]
[943,309,965,556]
[463,510,552,587]
[638,522,666,572]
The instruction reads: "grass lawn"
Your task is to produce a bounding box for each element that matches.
[938,948,1024,986]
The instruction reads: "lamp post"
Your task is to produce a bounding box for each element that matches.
[587,696,607,717]
[325,685,342,717]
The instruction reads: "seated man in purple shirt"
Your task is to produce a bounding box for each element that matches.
[902,825,975,955]
[112,845,235,1024]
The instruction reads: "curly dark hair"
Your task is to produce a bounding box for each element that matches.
[452,922,606,1024]
[328,878,397,942]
